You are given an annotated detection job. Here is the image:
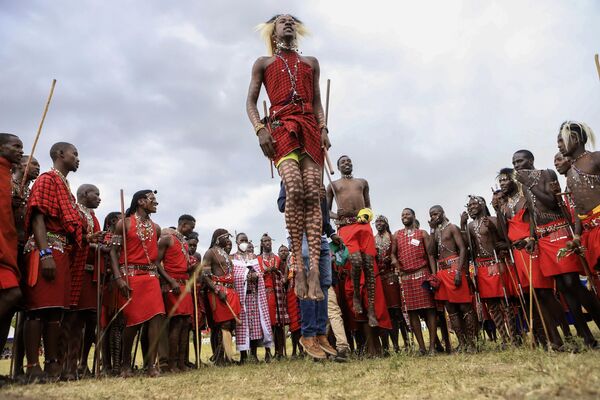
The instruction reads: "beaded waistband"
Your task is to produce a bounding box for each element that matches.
[535,220,569,238]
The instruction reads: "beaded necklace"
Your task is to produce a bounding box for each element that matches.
[571,152,599,190]
[375,232,391,266]
[435,221,452,257]
[134,213,154,265]
[51,167,77,210]
[215,247,232,276]
[77,204,95,235]
[506,191,521,218]
[472,218,493,257]
[275,50,300,104]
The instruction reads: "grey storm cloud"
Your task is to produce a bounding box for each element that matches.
[1,0,599,252]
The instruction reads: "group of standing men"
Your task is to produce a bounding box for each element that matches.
[2,12,600,386]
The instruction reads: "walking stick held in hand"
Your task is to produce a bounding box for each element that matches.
[21,79,57,195]
[94,247,102,378]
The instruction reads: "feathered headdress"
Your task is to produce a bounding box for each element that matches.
[559,120,596,150]
[255,14,309,56]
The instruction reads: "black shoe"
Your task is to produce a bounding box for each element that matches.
[334,348,348,363]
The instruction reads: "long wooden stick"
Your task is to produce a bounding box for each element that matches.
[21,79,56,195]
[323,79,335,175]
[263,100,274,179]
[94,247,102,378]
[595,54,600,81]
[192,272,201,369]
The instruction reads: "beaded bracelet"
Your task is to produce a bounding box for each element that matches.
[254,122,266,135]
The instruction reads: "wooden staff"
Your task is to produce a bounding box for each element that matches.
[21,79,56,195]
[225,299,242,325]
[323,79,335,175]
[94,247,102,378]
[192,270,201,369]
[595,54,600,81]
[263,100,274,179]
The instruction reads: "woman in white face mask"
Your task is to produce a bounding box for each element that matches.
[232,232,274,362]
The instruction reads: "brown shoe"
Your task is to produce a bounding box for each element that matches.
[316,335,337,356]
[299,336,326,359]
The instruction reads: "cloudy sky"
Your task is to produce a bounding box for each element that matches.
[1,0,599,252]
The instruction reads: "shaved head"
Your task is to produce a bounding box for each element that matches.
[49,142,75,161]
[77,184,99,201]
[0,133,19,145]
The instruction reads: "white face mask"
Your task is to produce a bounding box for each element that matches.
[238,242,249,252]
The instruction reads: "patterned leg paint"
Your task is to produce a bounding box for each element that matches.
[487,300,510,346]
[462,309,478,352]
[349,253,364,315]
[363,254,378,327]
[278,160,308,299]
[448,312,466,352]
[300,160,324,301]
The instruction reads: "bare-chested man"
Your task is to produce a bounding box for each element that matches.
[461,196,517,347]
[496,168,568,349]
[429,205,476,352]
[327,155,390,355]
[247,14,331,302]
[513,149,600,347]
[201,229,241,365]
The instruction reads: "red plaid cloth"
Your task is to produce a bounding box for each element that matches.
[394,229,429,273]
[0,158,19,288]
[400,269,436,311]
[26,170,84,244]
[258,254,289,326]
[75,212,101,310]
[233,255,273,351]
[264,52,323,166]
[26,170,87,306]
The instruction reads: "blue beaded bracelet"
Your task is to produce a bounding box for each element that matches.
[39,248,53,258]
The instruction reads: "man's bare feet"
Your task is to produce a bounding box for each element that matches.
[295,267,308,299]
[307,267,324,300]
[120,368,134,378]
[147,365,160,377]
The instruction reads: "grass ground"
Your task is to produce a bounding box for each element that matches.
[1,337,599,399]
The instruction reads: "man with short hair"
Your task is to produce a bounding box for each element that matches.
[327,155,391,356]
[71,184,103,377]
[497,168,566,348]
[429,205,476,352]
[513,149,600,347]
[23,142,85,380]
[0,133,24,366]
[156,214,196,372]
[391,208,438,355]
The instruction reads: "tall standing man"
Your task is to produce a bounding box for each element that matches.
[391,208,439,355]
